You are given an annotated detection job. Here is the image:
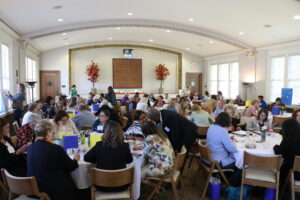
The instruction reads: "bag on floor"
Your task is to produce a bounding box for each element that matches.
[226,185,250,200]
[207,177,221,200]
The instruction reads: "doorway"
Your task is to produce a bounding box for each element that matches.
[185,72,202,96]
[40,70,61,101]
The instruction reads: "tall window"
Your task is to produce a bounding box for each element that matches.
[210,62,239,99]
[25,57,37,102]
[269,55,300,104]
[0,44,10,114]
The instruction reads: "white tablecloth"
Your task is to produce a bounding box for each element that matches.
[70,154,144,200]
[233,133,282,169]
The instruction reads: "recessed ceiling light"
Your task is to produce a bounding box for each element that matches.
[108,37,112,40]
[62,33,67,36]
[127,12,133,16]
[166,30,171,33]
[53,5,63,9]
[149,39,154,42]
[186,48,190,50]
[209,41,214,44]
[65,42,69,45]
[264,24,272,28]
[57,18,64,22]
[188,18,194,22]
[239,32,244,35]
[294,15,300,20]
[116,27,121,30]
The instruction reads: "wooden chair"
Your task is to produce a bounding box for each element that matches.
[240,152,281,200]
[1,169,51,200]
[81,126,92,131]
[129,109,137,122]
[198,143,232,200]
[272,116,291,133]
[120,106,127,116]
[143,146,187,200]
[90,167,135,200]
[12,121,20,134]
[188,126,209,168]
[122,117,128,129]
[290,156,300,200]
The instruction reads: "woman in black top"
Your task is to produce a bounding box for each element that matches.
[0,118,27,180]
[273,119,300,186]
[84,121,133,192]
[27,120,80,200]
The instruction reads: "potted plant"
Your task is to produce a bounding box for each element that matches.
[155,64,170,94]
[85,60,100,94]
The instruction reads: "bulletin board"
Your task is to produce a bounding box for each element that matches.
[113,58,142,88]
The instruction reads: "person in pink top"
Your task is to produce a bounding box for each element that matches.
[244,100,260,117]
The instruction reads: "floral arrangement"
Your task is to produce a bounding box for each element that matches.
[155,64,170,88]
[85,60,100,88]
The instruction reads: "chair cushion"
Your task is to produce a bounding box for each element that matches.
[147,170,180,183]
[15,195,38,200]
[95,189,130,200]
[245,168,276,183]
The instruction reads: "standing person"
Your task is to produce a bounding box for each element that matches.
[3,83,26,125]
[70,84,78,97]
[107,86,116,105]
[258,95,267,109]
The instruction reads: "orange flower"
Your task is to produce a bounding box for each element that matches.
[85,60,100,83]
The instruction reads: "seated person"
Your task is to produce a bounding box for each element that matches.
[42,96,56,119]
[66,96,78,112]
[86,92,94,106]
[121,93,129,106]
[258,95,267,109]
[22,102,42,125]
[246,109,270,131]
[244,100,259,117]
[213,100,224,118]
[141,121,175,178]
[27,120,80,200]
[72,104,95,130]
[270,97,285,111]
[136,97,148,112]
[92,110,111,133]
[153,95,165,107]
[273,119,300,186]
[0,118,27,180]
[128,96,138,112]
[51,110,79,139]
[233,95,245,106]
[293,109,300,125]
[167,100,177,113]
[125,110,148,140]
[96,105,122,126]
[84,121,133,192]
[176,97,190,117]
[189,104,213,127]
[100,94,112,108]
[16,114,40,149]
[224,104,240,132]
[201,101,212,114]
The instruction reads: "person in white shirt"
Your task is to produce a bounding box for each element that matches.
[100,95,112,108]
[22,103,42,126]
[164,93,172,104]
[189,104,213,127]
[136,97,148,112]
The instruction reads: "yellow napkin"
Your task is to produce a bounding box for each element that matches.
[68,113,76,119]
[58,132,73,140]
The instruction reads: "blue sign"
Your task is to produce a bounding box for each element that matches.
[281,88,293,106]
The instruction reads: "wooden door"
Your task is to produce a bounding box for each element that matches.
[186,72,202,96]
[40,71,61,101]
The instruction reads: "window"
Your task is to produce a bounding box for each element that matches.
[0,44,10,114]
[269,55,300,104]
[209,62,239,99]
[25,57,38,102]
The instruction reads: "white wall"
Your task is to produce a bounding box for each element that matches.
[41,46,203,95]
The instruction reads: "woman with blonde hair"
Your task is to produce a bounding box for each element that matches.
[177,97,190,117]
[244,100,259,117]
[189,104,213,127]
[84,121,133,192]
[224,104,240,131]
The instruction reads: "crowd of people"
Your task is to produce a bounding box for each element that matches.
[1,84,300,199]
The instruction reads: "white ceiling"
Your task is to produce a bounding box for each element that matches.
[0,0,300,55]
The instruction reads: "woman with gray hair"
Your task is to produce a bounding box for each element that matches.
[27,120,80,200]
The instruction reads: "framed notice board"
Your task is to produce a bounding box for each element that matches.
[113,58,142,88]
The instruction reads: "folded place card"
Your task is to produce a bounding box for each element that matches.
[63,134,79,150]
[90,133,103,148]
[92,104,100,112]
[271,106,280,115]
[58,132,73,140]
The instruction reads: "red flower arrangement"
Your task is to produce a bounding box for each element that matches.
[85,60,100,88]
[155,64,170,88]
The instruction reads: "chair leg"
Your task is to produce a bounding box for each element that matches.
[8,192,15,200]
[291,185,295,200]
[181,146,191,174]
[215,164,230,187]
[276,185,279,200]
[171,180,180,200]
[147,181,163,200]
[200,170,213,200]
[188,150,195,168]
[239,183,244,200]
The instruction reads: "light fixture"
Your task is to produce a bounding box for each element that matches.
[188,18,194,22]
[62,32,67,36]
[209,41,214,44]
[239,32,244,35]
[294,15,300,20]
[53,5,63,9]
[149,39,153,42]
[123,49,133,58]
[166,30,171,33]
[57,18,64,22]
[186,47,190,50]
[108,37,112,40]
[116,27,121,30]
[127,12,133,16]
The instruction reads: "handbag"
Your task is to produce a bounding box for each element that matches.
[12,101,22,109]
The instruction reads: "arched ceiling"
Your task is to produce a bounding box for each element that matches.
[0,0,300,56]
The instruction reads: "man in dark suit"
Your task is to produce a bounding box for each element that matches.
[148,108,198,151]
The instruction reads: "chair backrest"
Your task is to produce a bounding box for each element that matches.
[122,117,128,128]
[120,106,127,115]
[243,151,281,170]
[198,143,212,162]
[12,121,19,133]
[293,156,300,172]
[1,169,40,196]
[197,126,209,136]
[90,167,134,187]
[174,146,187,170]
[272,116,291,125]
[130,109,137,121]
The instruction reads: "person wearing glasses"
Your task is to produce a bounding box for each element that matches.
[51,110,79,139]
[92,110,111,133]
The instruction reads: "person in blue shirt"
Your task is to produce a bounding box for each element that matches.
[92,109,110,133]
[258,95,267,109]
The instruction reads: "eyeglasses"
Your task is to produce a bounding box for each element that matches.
[99,115,107,117]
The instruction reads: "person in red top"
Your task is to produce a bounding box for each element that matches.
[16,114,40,149]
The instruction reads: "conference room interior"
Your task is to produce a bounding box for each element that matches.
[1,0,300,200]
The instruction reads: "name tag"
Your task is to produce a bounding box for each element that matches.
[164,126,170,132]
[97,125,104,131]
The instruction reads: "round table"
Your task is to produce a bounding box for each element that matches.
[232,132,282,169]
[267,113,292,126]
